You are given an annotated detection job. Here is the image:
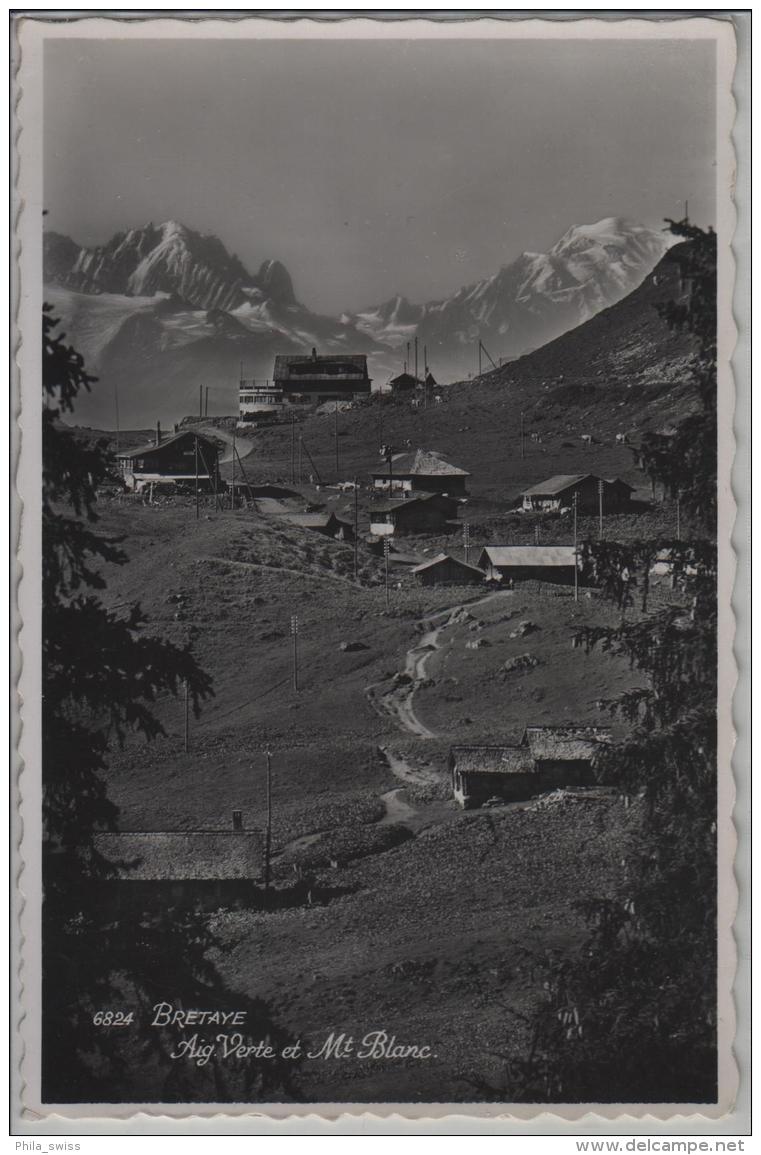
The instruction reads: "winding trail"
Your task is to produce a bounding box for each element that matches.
[367,589,513,745]
[191,424,256,465]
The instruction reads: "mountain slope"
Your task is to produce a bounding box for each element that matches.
[44,222,384,427]
[230,241,703,516]
[352,218,674,379]
[45,216,675,428]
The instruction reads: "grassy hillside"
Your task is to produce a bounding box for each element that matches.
[85,495,669,1101]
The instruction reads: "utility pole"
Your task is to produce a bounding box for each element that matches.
[290,614,299,693]
[463,521,470,564]
[194,434,200,520]
[298,433,303,484]
[231,427,236,509]
[676,490,682,541]
[414,336,418,386]
[290,410,296,486]
[199,385,203,419]
[353,479,359,581]
[383,538,391,608]
[478,339,482,378]
[334,400,340,480]
[520,411,525,459]
[598,478,604,539]
[114,381,121,455]
[205,385,209,417]
[406,341,411,379]
[573,491,579,603]
[183,678,189,753]
[263,749,272,898]
[424,344,428,409]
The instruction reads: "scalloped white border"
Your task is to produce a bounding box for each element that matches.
[11,11,748,1133]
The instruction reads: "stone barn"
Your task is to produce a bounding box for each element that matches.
[449,745,538,809]
[520,725,612,786]
[450,726,612,808]
[92,816,264,911]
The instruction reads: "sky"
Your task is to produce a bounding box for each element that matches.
[44,36,716,315]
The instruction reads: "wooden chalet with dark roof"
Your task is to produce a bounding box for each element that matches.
[521,474,634,515]
[117,429,222,494]
[273,348,371,403]
[369,493,461,537]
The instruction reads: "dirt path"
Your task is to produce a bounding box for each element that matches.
[191,424,255,465]
[367,589,513,743]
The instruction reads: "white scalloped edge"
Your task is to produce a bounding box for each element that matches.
[11,12,748,1134]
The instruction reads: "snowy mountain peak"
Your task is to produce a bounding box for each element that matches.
[350,217,675,376]
[42,221,301,314]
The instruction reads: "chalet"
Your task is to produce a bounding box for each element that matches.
[91,814,263,910]
[412,554,485,587]
[371,449,469,497]
[278,511,354,541]
[449,745,537,808]
[521,474,634,514]
[389,371,420,394]
[273,349,371,403]
[450,726,611,808]
[521,725,612,785]
[369,493,461,537]
[389,370,437,395]
[117,429,221,493]
[477,545,578,585]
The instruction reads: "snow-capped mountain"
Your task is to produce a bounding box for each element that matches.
[351,218,675,378]
[44,220,297,312]
[43,216,673,427]
[43,221,381,427]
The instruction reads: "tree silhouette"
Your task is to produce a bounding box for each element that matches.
[42,305,298,1102]
[474,223,719,1104]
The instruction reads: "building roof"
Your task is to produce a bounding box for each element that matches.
[274,353,369,381]
[371,449,469,477]
[93,830,263,881]
[521,725,612,761]
[412,553,485,577]
[372,493,460,515]
[523,474,635,497]
[603,477,636,491]
[389,372,421,388]
[279,512,342,529]
[117,430,220,461]
[450,745,536,776]
[522,474,593,497]
[478,545,578,568]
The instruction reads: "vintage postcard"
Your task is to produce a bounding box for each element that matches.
[12,13,746,1131]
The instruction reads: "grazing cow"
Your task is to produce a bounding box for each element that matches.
[581,434,593,445]
[616,432,629,444]
[530,432,541,443]
[434,395,443,404]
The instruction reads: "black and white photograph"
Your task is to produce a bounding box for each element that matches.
[13,13,742,1122]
